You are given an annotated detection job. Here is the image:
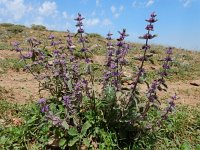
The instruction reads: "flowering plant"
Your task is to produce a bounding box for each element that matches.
[13,12,176,149]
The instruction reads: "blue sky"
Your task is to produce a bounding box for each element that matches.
[0,0,200,51]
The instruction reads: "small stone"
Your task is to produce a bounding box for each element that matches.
[190,82,199,86]
[0,119,5,125]
[0,67,4,72]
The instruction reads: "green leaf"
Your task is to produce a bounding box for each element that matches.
[59,138,66,147]
[83,138,90,147]
[62,121,69,130]
[181,142,192,150]
[81,121,92,136]
[0,136,7,144]
[68,136,79,147]
[67,79,73,91]
[68,127,79,136]
[102,86,116,106]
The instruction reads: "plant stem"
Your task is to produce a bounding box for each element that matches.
[125,29,150,109]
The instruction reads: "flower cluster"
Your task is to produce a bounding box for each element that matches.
[162,94,177,120]
[38,98,49,113]
[103,29,130,91]
[125,12,158,109]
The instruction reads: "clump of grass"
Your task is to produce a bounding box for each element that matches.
[132,105,200,149]
[0,58,25,72]
[0,43,12,50]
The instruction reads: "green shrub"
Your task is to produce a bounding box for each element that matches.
[7,25,24,34]
[87,33,102,38]
[0,23,14,27]
[31,24,47,31]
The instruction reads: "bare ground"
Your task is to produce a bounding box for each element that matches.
[0,70,41,104]
[0,69,199,106]
[0,51,199,106]
[0,50,20,60]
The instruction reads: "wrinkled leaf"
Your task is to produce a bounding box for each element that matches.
[67,79,73,91]
[68,127,78,136]
[62,121,69,130]
[83,138,90,147]
[59,138,66,147]
[68,136,79,147]
[103,86,116,106]
[81,121,91,136]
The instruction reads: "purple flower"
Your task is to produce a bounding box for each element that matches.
[166,47,173,54]
[46,113,62,126]
[139,33,157,39]
[38,98,46,104]
[85,58,90,63]
[12,41,22,52]
[48,34,55,39]
[162,63,170,69]
[107,50,113,56]
[79,37,86,43]
[53,59,60,65]
[53,49,60,55]
[160,71,168,77]
[51,41,61,46]
[12,41,20,47]
[60,59,66,65]
[22,52,33,59]
[76,21,83,27]
[72,64,79,73]
[70,56,75,62]
[53,70,60,77]
[110,62,116,69]
[75,81,82,91]
[116,41,123,47]
[61,53,66,59]
[145,24,154,31]
[145,17,158,23]
[151,12,157,17]
[107,32,113,37]
[142,45,151,50]
[164,56,172,61]
[148,80,157,93]
[81,48,87,52]
[118,29,128,37]
[78,28,84,33]
[63,96,72,107]
[112,71,119,77]
[41,105,49,113]
[74,13,85,21]
[172,94,177,100]
[119,58,127,65]
[103,71,111,80]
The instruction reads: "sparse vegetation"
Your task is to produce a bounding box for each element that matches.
[6,25,25,34]
[0,12,199,150]
[0,58,25,72]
